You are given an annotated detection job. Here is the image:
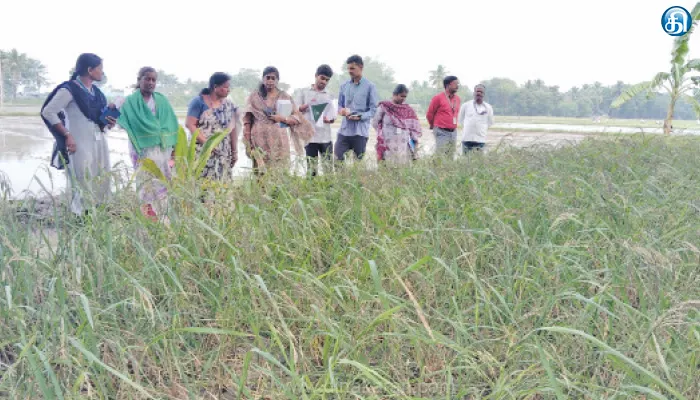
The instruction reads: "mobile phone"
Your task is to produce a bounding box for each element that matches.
[100,107,121,125]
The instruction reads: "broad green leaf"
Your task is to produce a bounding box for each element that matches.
[138,158,167,183]
[611,74,668,108]
[174,125,189,178]
[685,58,700,71]
[671,2,700,64]
[78,293,94,329]
[194,131,228,178]
[188,127,199,166]
[651,72,672,90]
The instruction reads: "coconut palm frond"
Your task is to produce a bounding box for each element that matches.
[611,75,668,108]
[672,2,700,64]
[686,58,700,71]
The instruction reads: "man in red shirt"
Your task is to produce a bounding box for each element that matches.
[426,76,461,157]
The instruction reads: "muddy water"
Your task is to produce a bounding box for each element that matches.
[0,116,591,198]
[0,116,256,198]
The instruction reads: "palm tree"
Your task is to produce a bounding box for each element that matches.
[429,65,449,90]
[26,59,47,91]
[570,87,580,101]
[4,49,27,99]
[0,49,47,99]
[612,2,700,135]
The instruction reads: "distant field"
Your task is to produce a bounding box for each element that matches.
[2,104,695,131]
[496,115,697,129]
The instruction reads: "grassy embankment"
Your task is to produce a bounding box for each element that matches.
[0,135,699,399]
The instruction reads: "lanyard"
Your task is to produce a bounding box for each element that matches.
[444,92,456,114]
[75,78,95,96]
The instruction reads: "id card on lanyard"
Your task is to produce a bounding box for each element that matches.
[445,92,457,124]
[76,79,103,141]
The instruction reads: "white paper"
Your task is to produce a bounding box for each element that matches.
[326,100,338,120]
[276,99,292,117]
[316,111,326,128]
[313,103,330,127]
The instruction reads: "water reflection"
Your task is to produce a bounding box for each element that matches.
[498,122,700,135]
[3,116,691,199]
[0,116,263,198]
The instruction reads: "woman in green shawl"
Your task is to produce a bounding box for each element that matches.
[117,67,179,220]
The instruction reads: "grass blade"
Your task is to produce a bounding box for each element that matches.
[536,327,686,400]
[68,337,155,399]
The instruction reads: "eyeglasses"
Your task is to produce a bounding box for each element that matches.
[264,75,278,81]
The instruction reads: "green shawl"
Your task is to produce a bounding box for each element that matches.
[118,91,179,154]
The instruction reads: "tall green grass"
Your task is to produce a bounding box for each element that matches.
[0,135,698,399]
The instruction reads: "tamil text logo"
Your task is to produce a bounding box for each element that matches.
[662,6,692,36]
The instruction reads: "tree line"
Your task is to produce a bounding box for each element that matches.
[0,49,48,100]
[1,48,698,121]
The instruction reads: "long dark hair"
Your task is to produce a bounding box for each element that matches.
[258,66,279,99]
[71,53,102,80]
[200,72,231,96]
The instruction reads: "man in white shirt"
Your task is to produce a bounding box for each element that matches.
[458,84,494,153]
[295,64,337,176]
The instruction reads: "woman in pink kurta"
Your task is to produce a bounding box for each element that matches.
[243,67,313,175]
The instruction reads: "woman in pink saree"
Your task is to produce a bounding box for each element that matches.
[372,84,422,164]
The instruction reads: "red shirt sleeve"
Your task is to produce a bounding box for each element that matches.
[426,96,438,127]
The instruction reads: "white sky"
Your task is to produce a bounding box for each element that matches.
[1,0,699,92]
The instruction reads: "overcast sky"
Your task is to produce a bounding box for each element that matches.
[1,0,699,92]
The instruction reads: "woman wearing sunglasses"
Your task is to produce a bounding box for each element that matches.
[458,84,494,153]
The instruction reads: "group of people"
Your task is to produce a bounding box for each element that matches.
[40,53,495,220]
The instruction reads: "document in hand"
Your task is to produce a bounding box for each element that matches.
[311,103,329,127]
[276,99,293,127]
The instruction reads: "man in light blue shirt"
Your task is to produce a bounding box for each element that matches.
[335,55,378,161]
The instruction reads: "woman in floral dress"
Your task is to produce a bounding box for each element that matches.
[185,72,241,179]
